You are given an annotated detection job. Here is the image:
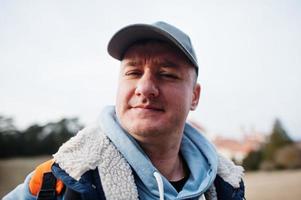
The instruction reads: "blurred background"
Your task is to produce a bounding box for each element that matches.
[0,0,300,199]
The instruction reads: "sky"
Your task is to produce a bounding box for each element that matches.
[0,0,300,139]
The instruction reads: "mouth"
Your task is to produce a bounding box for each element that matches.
[132,105,164,112]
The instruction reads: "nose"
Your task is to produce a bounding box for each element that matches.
[135,72,159,99]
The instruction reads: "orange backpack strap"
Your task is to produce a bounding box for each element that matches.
[29,159,64,197]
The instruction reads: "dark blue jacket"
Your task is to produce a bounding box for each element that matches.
[51,163,245,200]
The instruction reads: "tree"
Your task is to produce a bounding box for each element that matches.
[0,116,17,133]
[242,149,263,171]
[39,118,83,154]
[242,119,296,171]
[0,115,84,158]
[0,115,22,157]
[263,119,293,162]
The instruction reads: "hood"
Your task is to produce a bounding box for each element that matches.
[100,106,218,200]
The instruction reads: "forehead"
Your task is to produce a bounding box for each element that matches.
[122,41,192,66]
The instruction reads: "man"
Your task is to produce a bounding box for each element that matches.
[4,21,245,200]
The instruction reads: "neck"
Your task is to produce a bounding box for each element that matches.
[138,137,187,181]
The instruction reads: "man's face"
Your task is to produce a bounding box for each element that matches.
[115,41,200,142]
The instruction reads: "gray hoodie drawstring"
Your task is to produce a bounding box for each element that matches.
[153,171,164,200]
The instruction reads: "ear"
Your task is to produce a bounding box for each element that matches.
[190,83,201,111]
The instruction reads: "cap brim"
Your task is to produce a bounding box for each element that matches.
[107,24,195,66]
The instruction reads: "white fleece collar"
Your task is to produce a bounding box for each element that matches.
[53,125,139,200]
[53,124,244,200]
[217,154,244,188]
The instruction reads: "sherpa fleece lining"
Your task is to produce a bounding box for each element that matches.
[53,125,244,200]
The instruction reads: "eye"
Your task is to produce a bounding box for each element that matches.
[124,70,142,77]
[159,71,179,79]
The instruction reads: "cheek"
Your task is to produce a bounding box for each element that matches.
[116,82,133,110]
[166,86,193,108]
[172,96,192,115]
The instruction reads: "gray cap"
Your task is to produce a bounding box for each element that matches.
[107,21,198,74]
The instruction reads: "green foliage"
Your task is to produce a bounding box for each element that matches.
[242,149,263,171]
[243,118,299,171]
[0,115,84,158]
[262,119,293,161]
[0,116,22,157]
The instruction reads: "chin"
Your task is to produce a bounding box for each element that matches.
[126,122,163,137]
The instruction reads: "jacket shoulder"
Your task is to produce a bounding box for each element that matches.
[51,163,106,199]
[212,154,245,199]
[214,175,245,200]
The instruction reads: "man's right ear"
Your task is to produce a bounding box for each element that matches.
[190,83,201,111]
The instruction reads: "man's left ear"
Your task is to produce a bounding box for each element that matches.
[191,83,201,111]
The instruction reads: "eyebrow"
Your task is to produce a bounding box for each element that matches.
[122,60,141,67]
[154,59,180,68]
[122,58,180,68]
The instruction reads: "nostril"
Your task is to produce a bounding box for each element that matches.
[134,75,159,98]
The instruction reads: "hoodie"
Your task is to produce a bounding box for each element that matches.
[99,106,218,199]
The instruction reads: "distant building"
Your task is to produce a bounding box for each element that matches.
[188,119,266,163]
[212,133,266,163]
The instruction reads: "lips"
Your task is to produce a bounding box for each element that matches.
[132,105,164,112]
